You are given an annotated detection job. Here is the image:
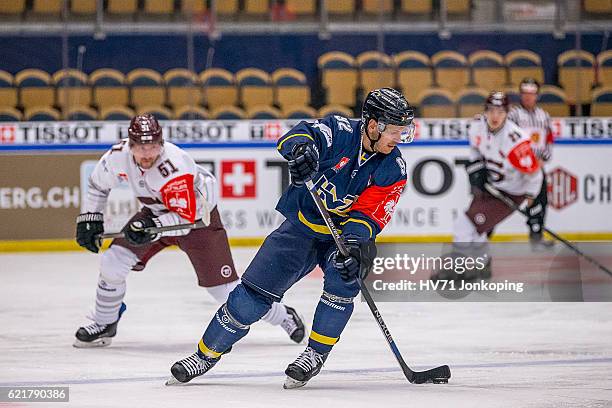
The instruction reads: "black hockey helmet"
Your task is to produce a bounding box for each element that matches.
[128,114,163,145]
[519,77,540,94]
[485,91,509,112]
[361,87,415,143]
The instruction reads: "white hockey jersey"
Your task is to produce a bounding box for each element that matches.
[468,116,543,197]
[508,104,553,163]
[84,139,217,234]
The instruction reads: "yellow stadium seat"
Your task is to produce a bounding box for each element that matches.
[247,105,282,119]
[597,50,612,87]
[283,105,317,119]
[181,0,206,15]
[446,0,470,14]
[362,0,393,14]
[319,51,358,107]
[327,0,354,15]
[432,50,469,93]
[126,69,165,110]
[24,106,61,121]
[584,0,612,13]
[590,87,612,116]
[401,0,432,15]
[286,0,316,16]
[0,0,25,15]
[393,51,432,105]
[538,85,570,116]
[15,69,54,110]
[505,49,544,87]
[217,0,239,16]
[200,68,238,110]
[53,69,91,111]
[32,0,62,15]
[0,107,22,121]
[210,105,246,120]
[244,0,268,17]
[99,105,135,120]
[236,68,273,110]
[143,0,174,15]
[318,104,354,118]
[272,68,310,110]
[416,88,456,118]
[456,87,488,118]
[90,68,129,110]
[71,0,97,15]
[107,0,138,16]
[0,70,17,109]
[64,106,97,121]
[174,105,209,120]
[468,50,506,90]
[137,105,173,120]
[164,68,201,110]
[357,51,395,95]
[558,50,596,104]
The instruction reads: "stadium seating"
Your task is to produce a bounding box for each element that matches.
[236,68,273,110]
[24,106,61,121]
[200,68,238,110]
[362,0,393,15]
[0,0,25,16]
[400,0,433,16]
[285,0,317,17]
[584,0,612,13]
[318,51,358,107]
[0,70,17,109]
[432,51,469,93]
[505,87,521,106]
[597,50,612,86]
[357,51,395,95]
[468,50,506,90]
[137,105,173,120]
[272,68,310,110]
[557,50,596,105]
[416,88,455,118]
[15,69,55,110]
[99,106,135,120]
[0,107,22,121]
[326,0,355,16]
[318,104,354,118]
[505,49,544,86]
[143,0,174,15]
[210,106,247,120]
[283,105,317,119]
[90,68,129,110]
[174,105,209,120]
[64,106,97,121]
[217,0,239,17]
[590,87,612,116]
[164,68,201,110]
[446,0,470,15]
[31,0,62,16]
[393,51,433,105]
[53,69,91,111]
[70,0,97,16]
[126,68,166,110]
[244,0,269,18]
[538,85,570,116]
[456,87,488,118]
[247,105,282,119]
[180,0,206,15]
[107,0,138,17]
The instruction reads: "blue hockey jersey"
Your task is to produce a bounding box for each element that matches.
[276,115,407,242]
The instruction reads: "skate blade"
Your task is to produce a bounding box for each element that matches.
[164,376,182,386]
[283,376,307,389]
[73,337,112,348]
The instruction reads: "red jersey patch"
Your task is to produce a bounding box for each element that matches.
[507,140,539,174]
[160,174,197,223]
[351,180,406,229]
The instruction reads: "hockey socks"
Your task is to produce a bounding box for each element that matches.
[307,291,354,354]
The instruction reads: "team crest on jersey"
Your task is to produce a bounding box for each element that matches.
[333,157,350,172]
[169,197,188,209]
[315,175,356,215]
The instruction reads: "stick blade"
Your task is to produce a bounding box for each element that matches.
[409,365,451,384]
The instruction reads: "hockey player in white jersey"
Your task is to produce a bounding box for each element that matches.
[74,114,305,347]
[508,78,554,248]
[432,92,543,281]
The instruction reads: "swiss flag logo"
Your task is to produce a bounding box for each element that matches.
[221,160,256,198]
[0,125,16,143]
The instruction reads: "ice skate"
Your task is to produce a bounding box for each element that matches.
[280,305,307,344]
[73,303,126,348]
[166,352,220,385]
[284,346,328,389]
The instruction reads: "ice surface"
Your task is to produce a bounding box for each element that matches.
[1,249,611,408]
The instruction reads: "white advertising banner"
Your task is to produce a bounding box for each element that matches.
[82,144,612,239]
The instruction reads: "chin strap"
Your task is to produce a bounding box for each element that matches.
[362,126,379,153]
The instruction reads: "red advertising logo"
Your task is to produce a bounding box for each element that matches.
[0,125,16,143]
[264,122,282,140]
[547,167,578,210]
[221,160,256,198]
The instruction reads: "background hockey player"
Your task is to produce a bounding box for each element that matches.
[433,92,543,281]
[508,78,555,248]
[74,114,305,348]
[167,88,414,389]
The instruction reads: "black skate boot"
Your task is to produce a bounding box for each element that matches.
[280,305,306,343]
[73,303,127,348]
[165,353,221,385]
[530,232,555,251]
[284,346,329,389]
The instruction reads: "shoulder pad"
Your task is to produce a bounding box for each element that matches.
[374,149,408,186]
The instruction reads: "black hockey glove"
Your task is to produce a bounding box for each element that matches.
[122,215,161,246]
[333,239,377,282]
[466,159,487,196]
[76,212,104,253]
[288,143,319,187]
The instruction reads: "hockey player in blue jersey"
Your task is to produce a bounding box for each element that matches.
[167,88,415,388]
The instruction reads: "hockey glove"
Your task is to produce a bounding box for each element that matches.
[76,212,104,253]
[122,215,161,246]
[333,239,377,282]
[288,143,319,187]
[466,159,487,196]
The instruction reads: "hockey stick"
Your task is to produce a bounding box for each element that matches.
[304,179,451,384]
[484,183,612,277]
[99,220,208,240]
